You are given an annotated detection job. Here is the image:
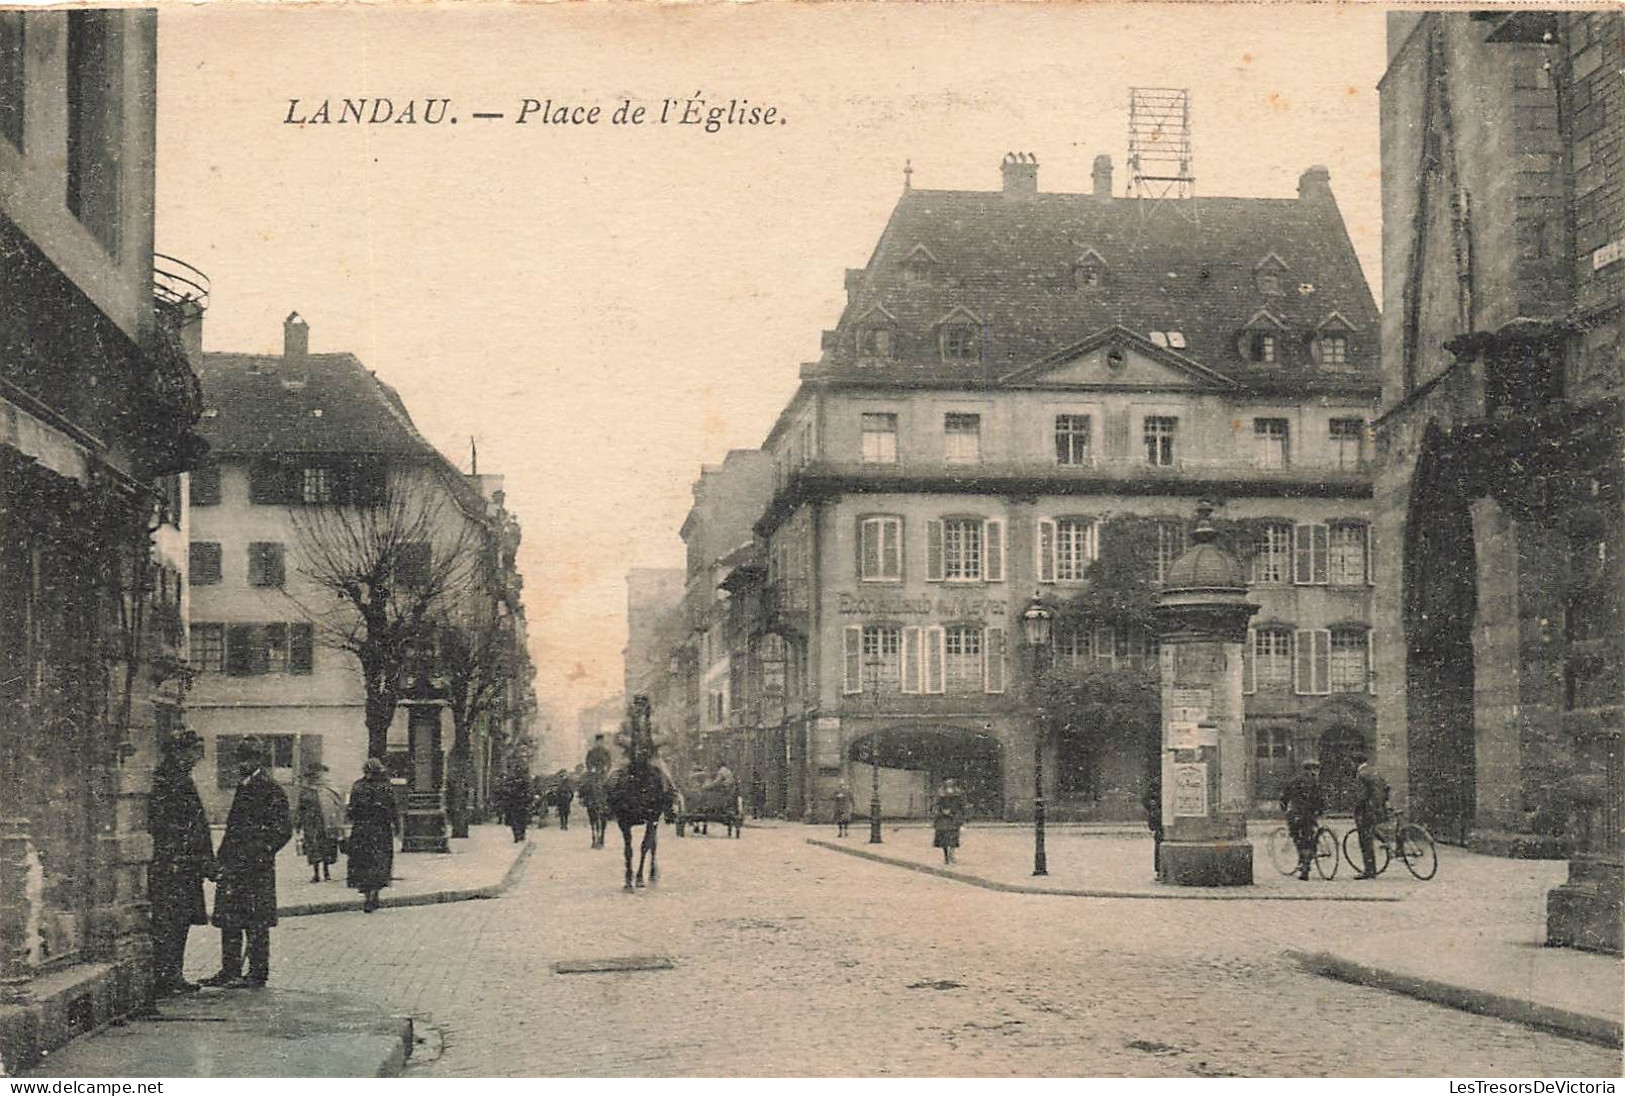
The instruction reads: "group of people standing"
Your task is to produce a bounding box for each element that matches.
[1280,753,1392,880]
[147,732,399,998]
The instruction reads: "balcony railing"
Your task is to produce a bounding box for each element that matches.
[153,253,211,314]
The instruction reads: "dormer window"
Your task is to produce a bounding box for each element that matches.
[1248,333,1278,364]
[1318,334,1350,369]
[1310,313,1359,372]
[857,326,895,362]
[902,244,939,286]
[941,324,982,363]
[1070,248,1108,290]
[1238,309,1287,367]
[1254,252,1289,296]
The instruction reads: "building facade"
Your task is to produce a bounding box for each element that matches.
[756,155,1380,821]
[0,9,207,1067]
[1375,12,1621,948]
[188,315,521,821]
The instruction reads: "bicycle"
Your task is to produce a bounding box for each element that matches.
[1267,824,1339,880]
[1342,811,1438,880]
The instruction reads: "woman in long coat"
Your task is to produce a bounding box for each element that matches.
[296,762,345,882]
[347,758,397,913]
[932,778,966,865]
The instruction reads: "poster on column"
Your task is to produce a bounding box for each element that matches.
[1172,762,1210,817]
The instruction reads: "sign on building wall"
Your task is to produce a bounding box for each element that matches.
[1171,762,1209,817]
[836,592,1008,619]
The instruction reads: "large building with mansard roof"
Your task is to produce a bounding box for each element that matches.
[750,153,1382,822]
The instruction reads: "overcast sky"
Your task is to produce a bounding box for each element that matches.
[154,3,1387,759]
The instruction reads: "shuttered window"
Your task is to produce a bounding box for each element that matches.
[190,542,223,585]
[1293,524,1329,585]
[1293,629,1331,695]
[247,542,285,588]
[858,516,903,582]
[984,627,1005,694]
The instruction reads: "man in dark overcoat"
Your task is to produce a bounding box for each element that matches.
[148,729,215,997]
[1280,759,1327,881]
[1351,756,1390,880]
[585,734,612,776]
[203,736,292,988]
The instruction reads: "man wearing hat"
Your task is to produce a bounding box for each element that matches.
[585,733,612,776]
[148,729,214,997]
[1279,758,1327,881]
[203,736,292,988]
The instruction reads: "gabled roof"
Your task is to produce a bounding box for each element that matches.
[1000,324,1239,389]
[816,183,1380,383]
[195,351,442,458]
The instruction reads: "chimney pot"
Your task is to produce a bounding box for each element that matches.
[1091,154,1113,199]
[284,311,309,365]
[1000,151,1039,201]
[1298,165,1332,202]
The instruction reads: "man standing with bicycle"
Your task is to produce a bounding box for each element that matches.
[1280,759,1326,881]
[1352,756,1390,879]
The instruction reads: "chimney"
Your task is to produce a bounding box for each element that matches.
[283,311,309,365]
[1000,152,1038,201]
[1298,165,1332,203]
[1092,154,1113,199]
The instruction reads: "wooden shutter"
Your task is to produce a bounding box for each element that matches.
[901,626,922,694]
[843,626,863,694]
[984,519,1004,582]
[1243,628,1256,695]
[858,518,878,580]
[1294,629,1330,695]
[1365,523,1375,586]
[1106,409,1131,457]
[886,518,902,580]
[925,626,946,694]
[226,625,254,677]
[1037,519,1056,583]
[1313,630,1330,694]
[926,520,944,582]
[984,626,1005,693]
[268,544,285,587]
[1294,523,1328,585]
[1366,631,1377,695]
[290,623,314,675]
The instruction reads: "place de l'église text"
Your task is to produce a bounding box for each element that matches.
[283,95,787,132]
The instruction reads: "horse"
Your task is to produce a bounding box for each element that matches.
[605,696,677,890]
[578,769,610,850]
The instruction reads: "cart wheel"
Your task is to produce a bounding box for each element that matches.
[1313,827,1339,880]
[1398,824,1438,880]
[1267,828,1299,876]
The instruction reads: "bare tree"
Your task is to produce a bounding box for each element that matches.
[289,476,482,760]
[433,593,510,838]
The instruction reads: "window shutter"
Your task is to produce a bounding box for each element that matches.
[886,519,902,581]
[1312,525,1329,585]
[1314,630,1331,695]
[925,626,946,694]
[226,625,254,677]
[843,626,862,694]
[290,624,314,675]
[1366,632,1377,695]
[1365,523,1375,586]
[984,519,1004,582]
[1294,524,1311,584]
[984,626,1005,693]
[1037,519,1056,583]
[901,627,922,694]
[1244,628,1256,695]
[1106,409,1131,457]
[1294,629,1313,694]
[926,520,944,582]
[857,518,871,579]
[269,544,285,587]
[248,626,270,675]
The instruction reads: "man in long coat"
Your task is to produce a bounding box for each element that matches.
[1280,759,1327,881]
[148,730,214,997]
[203,737,292,988]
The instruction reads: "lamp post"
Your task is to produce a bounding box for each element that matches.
[1021,593,1054,877]
[865,653,884,844]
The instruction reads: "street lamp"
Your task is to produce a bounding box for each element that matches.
[865,652,884,844]
[1021,593,1054,877]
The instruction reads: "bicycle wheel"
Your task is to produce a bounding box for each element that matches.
[1313,827,1339,880]
[1398,823,1438,880]
[1342,826,1391,876]
[1267,827,1299,876]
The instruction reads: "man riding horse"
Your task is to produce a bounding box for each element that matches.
[605,696,678,889]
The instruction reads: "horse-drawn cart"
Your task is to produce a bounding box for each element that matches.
[675,779,744,838]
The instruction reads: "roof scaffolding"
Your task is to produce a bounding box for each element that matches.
[1127,87,1194,200]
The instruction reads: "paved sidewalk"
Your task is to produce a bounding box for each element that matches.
[809,821,1623,1047]
[20,989,413,1078]
[210,822,532,917]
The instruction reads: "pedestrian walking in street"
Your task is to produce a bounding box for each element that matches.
[1351,756,1390,880]
[500,768,533,842]
[148,729,215,998]
[750,771,767,820]
[347,757,398,913]
[933,778,966,865]
[1141,771,1164,878]
[554,769,575,831]
[296,761,345,883]
[1280,759,1327,881]
[832,781,853,838]
[202,737,292,989]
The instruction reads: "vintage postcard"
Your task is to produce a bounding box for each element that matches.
[0,1,1620,1083]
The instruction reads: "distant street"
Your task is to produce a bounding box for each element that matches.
[204,824,1621,1077]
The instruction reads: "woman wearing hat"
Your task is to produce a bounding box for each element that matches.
[296,761,345,883]
[347,757,397,913]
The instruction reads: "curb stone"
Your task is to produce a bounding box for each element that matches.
[276,838,535,919]
[1288,948,1624,1049]
[807,838,1405,902]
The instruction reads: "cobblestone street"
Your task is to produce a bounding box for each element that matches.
[179,824,1622,1077]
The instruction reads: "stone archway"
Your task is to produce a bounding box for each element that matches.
[1403,422,1478,844]
[847,725,1004,818]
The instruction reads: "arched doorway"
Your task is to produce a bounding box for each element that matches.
[1318,725,1368,813]
[847,725,1004,818]
[1403,423,1478,844]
